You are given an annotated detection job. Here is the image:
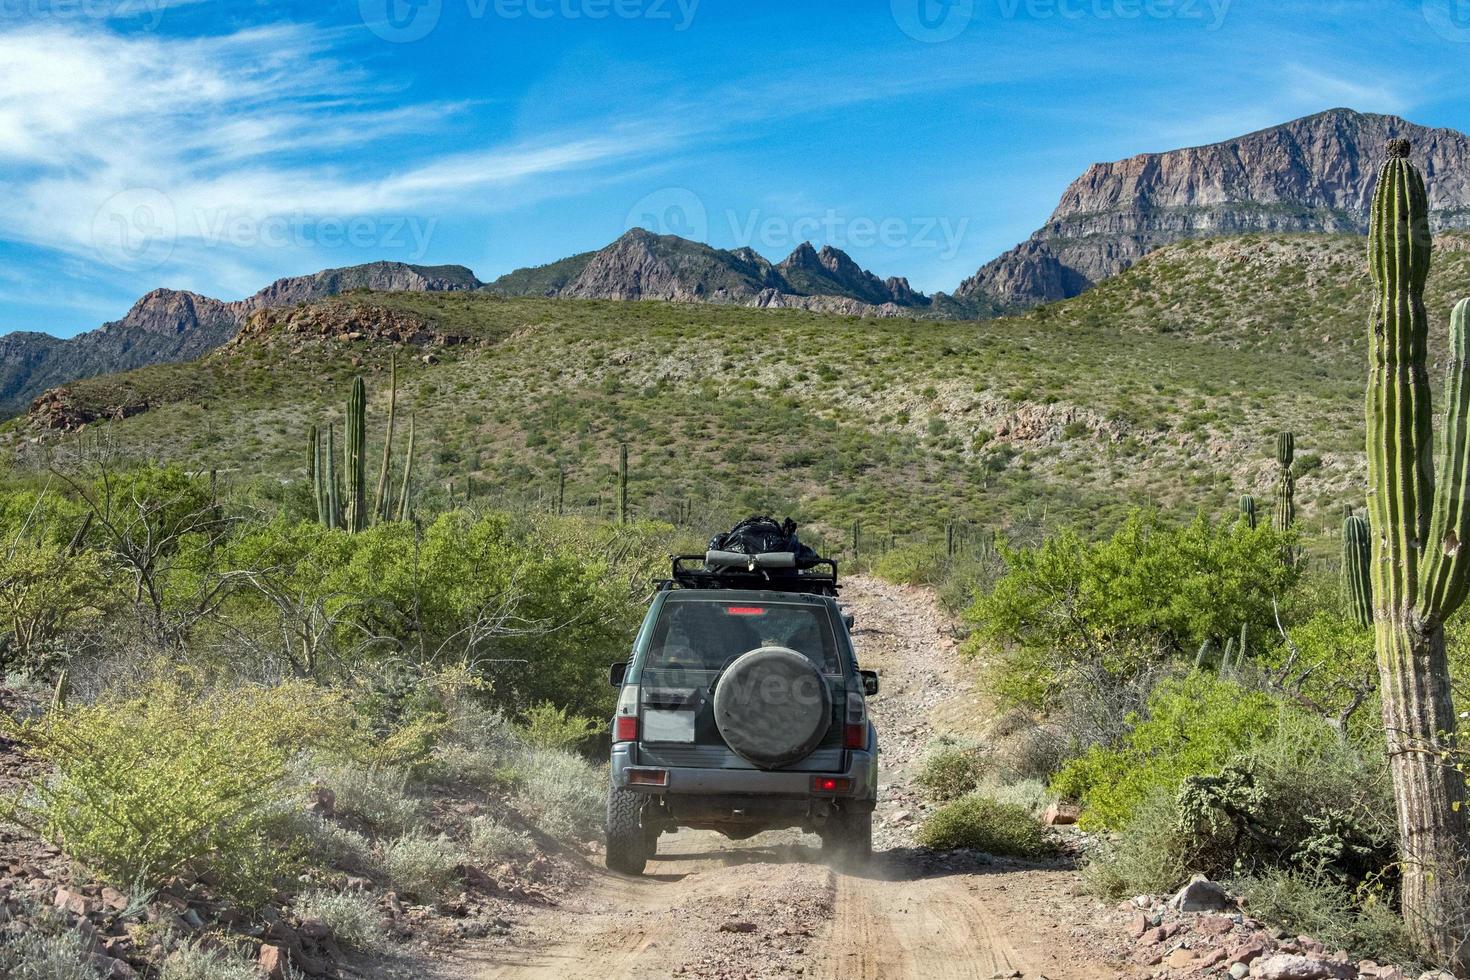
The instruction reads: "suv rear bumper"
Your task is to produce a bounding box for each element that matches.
[610,739,878,804]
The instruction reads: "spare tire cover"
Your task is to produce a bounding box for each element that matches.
[713,646,832,769]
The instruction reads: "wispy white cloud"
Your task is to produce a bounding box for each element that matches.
[0,21,684,294]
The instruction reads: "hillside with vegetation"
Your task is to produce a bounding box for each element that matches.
[5,211,1470,977]
[13,231,1470,550]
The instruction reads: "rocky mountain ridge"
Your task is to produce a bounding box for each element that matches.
[0,262,481,416]
[486,229,939,315]
[956,108,1470,310]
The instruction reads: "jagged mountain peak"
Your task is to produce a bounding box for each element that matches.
[491,232,929,313]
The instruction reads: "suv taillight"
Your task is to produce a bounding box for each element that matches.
[844,691,868,750]
[613,684,639,744]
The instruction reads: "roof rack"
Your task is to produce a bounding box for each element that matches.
[662,554,840,596]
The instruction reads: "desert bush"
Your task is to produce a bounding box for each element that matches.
[1082,791,1196,898]
[218,513,639,715]
[916,794,1056,858]
[2,677,348,904]
[0,908,103,980]
[320,763,424,837]
[969,513,1298,710]
[382,834,462,901]
[873,544,945,586]
[0,540,110,675]
[467,815,534,866]
[157,941,265,980]
[1084,712,1395,900]
[978,778,1053,816]
[1235,871,1417,968]
[509,746,604,841]
[1051,674,1281,829]
[285,811,379,876]
[914,737,989,802]
[293,888,385,952]
[517,702,600,751]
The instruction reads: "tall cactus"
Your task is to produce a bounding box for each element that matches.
[307,370,413,532]
[373,355,398,523]
[1364,138,1469,969]
[308,425,328,526]
[1239,494,1258,529]
[617,443,629,525]
[396,414,416,523]
[1343,514,1373,628]
[344,377,368,532]
[1274,431,1296,533]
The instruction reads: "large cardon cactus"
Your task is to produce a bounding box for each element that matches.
[1364,138,1470,968]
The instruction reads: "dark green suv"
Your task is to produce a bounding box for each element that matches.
[604,555,879,875]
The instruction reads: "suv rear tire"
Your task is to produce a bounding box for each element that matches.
[606,788,652,874]
[822,810,873,864]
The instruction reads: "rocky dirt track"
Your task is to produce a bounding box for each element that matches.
[439,577,1143,980]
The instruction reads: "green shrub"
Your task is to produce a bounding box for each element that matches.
[873,544,944,586]
[322,763,424,836]
[0,909,103,980]
[915,738,989,802]
[1082,791,1196,898]
[293,888,385,952]
[0,540,109,675]
[511,747,603,840]
[969,513,1299,709]
[1083,712,1395,899]
[157,942,264,980]
[1052,674,1280,829]
[2,678,345,904]
[915,794,1056,858]
[1235,871,1416,968]
[467,816,533,866]
[382,834,461,901]
[517,702,600,751]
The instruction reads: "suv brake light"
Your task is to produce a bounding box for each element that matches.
[844,691,868,750]
[613,684,639,743]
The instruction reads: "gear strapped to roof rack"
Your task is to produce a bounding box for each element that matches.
[663,553,840,596]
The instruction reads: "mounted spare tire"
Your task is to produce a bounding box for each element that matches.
[713,646,832,769]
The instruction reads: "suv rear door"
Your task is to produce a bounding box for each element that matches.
[634,593,848,772]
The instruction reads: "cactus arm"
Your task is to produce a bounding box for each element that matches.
[1367,140,1436,617]
[374,355,398,523]
[396,414,416,523]
[345,376,368,532]
[326,424,341,530]
[617,443,629,525]
[1420,298,1470,620]
[1344,515,1375,628]
[309,424,326,526]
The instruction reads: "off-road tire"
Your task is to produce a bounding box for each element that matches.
[606,788,651,874]
[822,809,873,865]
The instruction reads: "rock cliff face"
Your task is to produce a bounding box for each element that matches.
[957,108,1470,309]
[1,262,480,416]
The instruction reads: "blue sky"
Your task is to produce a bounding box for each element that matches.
[1,0,1467,337]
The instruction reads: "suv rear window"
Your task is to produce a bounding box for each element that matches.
[645,599,840,674]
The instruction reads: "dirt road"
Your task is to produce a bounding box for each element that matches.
[444,577,1141,980]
